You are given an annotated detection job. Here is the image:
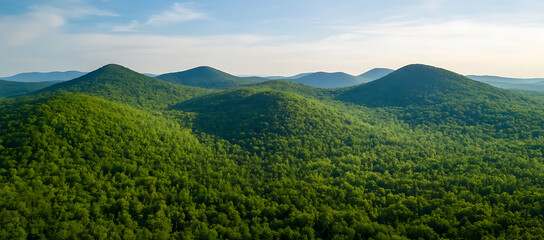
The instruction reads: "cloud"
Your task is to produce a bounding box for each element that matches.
[3,18,544,77]
[0,2,118,46]
[113,20,140,32]
[333,19,544,51]
[320,19,544,76]
[2,2,544,78]
[147,3,203,25]
[0,10,65,46]
[29,5,119,18]
[114,3,203,32]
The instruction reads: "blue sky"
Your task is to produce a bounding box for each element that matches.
[1,0,544,77]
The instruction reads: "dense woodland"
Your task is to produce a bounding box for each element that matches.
[1,64,544,239]
[0,80,60,98]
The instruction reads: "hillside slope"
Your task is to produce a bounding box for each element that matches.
[0,93,238,239]
[177,89,355,141]
[337,64,544,139]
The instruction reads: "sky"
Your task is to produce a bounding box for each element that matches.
[1,0,544,77]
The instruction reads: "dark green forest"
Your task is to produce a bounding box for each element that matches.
[1,64,544,239]
[0,80,61,97]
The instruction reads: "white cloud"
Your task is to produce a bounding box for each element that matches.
[0,11,65,46]
[318,19,544,76]
[29,5,119,18]
[113,20,140,32]
[147,3,203,25]
[2,3,544,78]
[114,3,203,32]
[0,2,118,46]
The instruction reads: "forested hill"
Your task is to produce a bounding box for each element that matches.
[337,64,511,107]
[336,64,544,138]
[39,64,214,109]
[2,63,544,239]
[248,79,336,99]
[156,66,267,89]
[174,88,376,154]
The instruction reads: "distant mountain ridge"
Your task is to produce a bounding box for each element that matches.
[466,75,544,84]
[265,68,394,88]
[1,71,86,82]
[265,72,314,80]
[358,68,394,81]
[156,66,267,89]
[292,72,363,88]
[467,75,544,92]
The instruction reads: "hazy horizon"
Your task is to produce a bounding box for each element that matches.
[2,0,544,78]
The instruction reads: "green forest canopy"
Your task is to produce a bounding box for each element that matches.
[1,64,544,239]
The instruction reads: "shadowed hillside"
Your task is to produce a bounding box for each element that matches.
[0,79,60,97]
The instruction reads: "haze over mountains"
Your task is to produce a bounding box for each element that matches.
[1,71,87,82]
[2,62,544,238]
[466,75,544,92]
[264,68,395,88]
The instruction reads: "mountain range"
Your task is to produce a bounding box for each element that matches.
[1,70,87,82]
[466,75,544,92]
[265,68,395,88]
[4,66,544,94]
[2,62,544,238]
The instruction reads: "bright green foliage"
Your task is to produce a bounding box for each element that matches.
[2,64,544,239]
[156,66,267,89]
[0,79,60,97]
[40,64,214,109]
